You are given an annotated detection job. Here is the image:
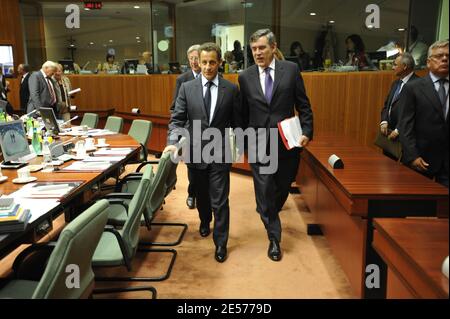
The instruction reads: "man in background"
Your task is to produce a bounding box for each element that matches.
[379,52,418,159]
[27,61,58,114]
[398,40,449,187]
[170,44,201,209]
[17,64,32,113]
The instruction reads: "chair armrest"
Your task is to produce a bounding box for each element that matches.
[103,225,130,269]
[93,286,157,299]
[12,242,57,280]
[103,192,134,199]
[136,161,158,173]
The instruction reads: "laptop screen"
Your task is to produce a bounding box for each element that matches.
[0,120,30,162]
[40,107,60,134]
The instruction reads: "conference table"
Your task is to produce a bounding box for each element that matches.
[0,132,141,259]
[296,133,449,299]
[372,218,449,299]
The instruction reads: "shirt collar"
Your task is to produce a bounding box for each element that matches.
[401,71,414,84]
[258,58,276,75]
[40,69,50,79]
[429,71,449,83]
[201,73,219,87]
[192,70,200,78]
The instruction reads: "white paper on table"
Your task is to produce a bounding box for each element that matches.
[2,193,59,224]
[62,161,112,171]
[93,148,133,156]
[82,156,125,162]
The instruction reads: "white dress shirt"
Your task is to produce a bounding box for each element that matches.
[192,70,200,79]
[429,72,449,118]
[201,74,219,124]
[258,59,276,95]
[21,72,29,83]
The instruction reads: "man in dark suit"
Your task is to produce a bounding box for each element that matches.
[165,42,240,262]
[17,64,32,113]
[27,61,58,114]
[170,44,201,210]
[379,52,419,159]
[398,40,449,188]
[239,29,313,261]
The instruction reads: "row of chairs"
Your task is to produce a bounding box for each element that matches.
[80,113,152,162]
[0,143,186,298]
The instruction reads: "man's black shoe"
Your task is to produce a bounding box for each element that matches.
[186,196,196,209]
[199,223,210,237]
[215,246,227,262]
[268,239,282,261]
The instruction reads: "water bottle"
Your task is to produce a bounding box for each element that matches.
[42,135,53,172]
[26,117,34,138]
[32,127,42,154]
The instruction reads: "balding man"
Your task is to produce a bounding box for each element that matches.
[379,52,419,159]
[27,61,58,114]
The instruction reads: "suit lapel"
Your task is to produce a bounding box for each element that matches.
[421,74,445,120]
[211,78,225,125]
[271,60,284,105]
[194,77,208,122]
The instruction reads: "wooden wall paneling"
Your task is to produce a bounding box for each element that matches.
[0,0,25,73]
[7,78,20,110]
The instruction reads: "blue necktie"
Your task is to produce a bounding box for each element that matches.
[264,67,273,104]
[391,80,402,104]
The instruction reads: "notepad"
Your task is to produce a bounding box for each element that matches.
[277,116,303,150]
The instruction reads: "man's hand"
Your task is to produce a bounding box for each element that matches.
[388,130,399,140]
[163,145,177,154]
[411,157,429,172]
[380,123,388,136]
[299,135,310,147]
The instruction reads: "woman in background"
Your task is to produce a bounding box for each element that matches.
[97,53,121,73]
[289,41,311,70]
[344,34,371,69]
[53,64,73,121]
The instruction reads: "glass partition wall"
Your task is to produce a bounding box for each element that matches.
[19,0,447,73]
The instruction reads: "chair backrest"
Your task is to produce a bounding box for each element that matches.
[80,113,99,129]
[128,120,152,160]
[143,152,172,222]
[104,116,124,133]
[32,200,110,299]
[121,165,154,260]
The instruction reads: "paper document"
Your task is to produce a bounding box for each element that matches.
[94,148,133,156]
[68,88,81,95]
[62,161,112,171]
[82,156,125,162]
[277,116,303,150]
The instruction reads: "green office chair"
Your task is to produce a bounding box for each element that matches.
[80,112,99,129]
[104,116,124,133]
[92,165,177,282]
[127,119,152,162]
[109,146,187,247]
[0,200,110,299]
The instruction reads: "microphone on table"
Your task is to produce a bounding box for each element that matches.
[20,109,38,120]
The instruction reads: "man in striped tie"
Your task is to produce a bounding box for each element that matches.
[398,40,449,187]
[27,61,58,114]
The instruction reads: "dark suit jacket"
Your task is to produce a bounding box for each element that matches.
[380,73,419,130]
[167,76,241,170]
[27,71,56,113]
[398,74,449,175]
[20,72,32,112]
[170,70,196,112]
[238,59,313,160]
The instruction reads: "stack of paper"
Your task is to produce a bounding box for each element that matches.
[82,156,125,163]
[277,116,303,150]
[0,201,32,234]
[61,161,112,171]
[93,148,134,156]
